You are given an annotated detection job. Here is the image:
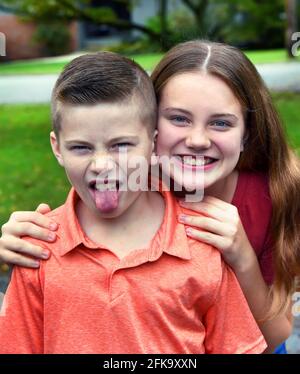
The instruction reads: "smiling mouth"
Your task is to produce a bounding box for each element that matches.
[173,155,218,167]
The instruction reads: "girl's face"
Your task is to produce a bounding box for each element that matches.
[156,72,246,195]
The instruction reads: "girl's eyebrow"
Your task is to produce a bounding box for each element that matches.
[162,108,238,121]
[209,113,238,121]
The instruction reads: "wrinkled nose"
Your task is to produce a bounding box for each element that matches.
[185,128,211,150]
[90,154,116,175]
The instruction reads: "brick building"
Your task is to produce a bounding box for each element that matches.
[0,0,177,61]
[0,8,79,61]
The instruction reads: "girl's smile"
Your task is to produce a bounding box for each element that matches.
[156,72,246,198]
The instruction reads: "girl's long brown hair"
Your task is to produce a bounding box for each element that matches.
[151,40,300,319]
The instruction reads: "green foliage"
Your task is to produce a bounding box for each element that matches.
[223,0,286,48]
[1,0,291,50]
[1,50,299,76]
[143,0,287,49]
[0,0,86,21]
[0,0,159,40]
[32,22,71,56]
[146,8,199,49]
[0,104,70,227]
[103,39,161,55]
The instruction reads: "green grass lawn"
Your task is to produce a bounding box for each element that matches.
[0,104,70,226]
[0,53,164,76]
[0,49,299,76]
[1,93,300,227]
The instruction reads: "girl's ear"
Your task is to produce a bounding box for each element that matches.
[50,131,64,167]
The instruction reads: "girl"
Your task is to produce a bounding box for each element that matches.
[1,40,299,352]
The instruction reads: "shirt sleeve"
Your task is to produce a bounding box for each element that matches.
[203,263,267,354]
[0,266,44,353]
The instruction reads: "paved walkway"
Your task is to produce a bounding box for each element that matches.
[0,62,300,104]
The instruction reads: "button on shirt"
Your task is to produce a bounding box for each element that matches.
[0,188,267,353]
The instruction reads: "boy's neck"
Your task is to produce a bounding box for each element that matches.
[76,190,165,258]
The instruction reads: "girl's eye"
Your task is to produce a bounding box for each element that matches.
[211,120,230,130]
[169,115,190,126]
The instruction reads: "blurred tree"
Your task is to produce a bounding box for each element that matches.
[159,0,169,50]
[285,0,298,57]
[228,0,285,48]
[146,0,231,49]
[179,0,230,39]
[0,0,160,41]
[178,0,286,49]
[1,0,291,51]
[32,22,71,56]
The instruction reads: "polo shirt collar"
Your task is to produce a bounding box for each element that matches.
[58,189,99,256]
[57,187,191,261]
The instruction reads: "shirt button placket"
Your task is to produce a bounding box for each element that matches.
[108,265,124,302]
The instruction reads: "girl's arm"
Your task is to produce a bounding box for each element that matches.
[0,204,56,268]
[179,196,293,353]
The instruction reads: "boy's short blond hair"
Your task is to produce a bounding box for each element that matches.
[51,52,157,137]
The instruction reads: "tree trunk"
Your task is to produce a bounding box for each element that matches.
[181,0,209,36]
[285,0,298,58]
[159,0,168,50]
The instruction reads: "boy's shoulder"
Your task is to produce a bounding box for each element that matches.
[177,203,224,280]
[45,204,67,222]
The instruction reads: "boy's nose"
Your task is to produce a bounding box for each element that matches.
[185,128,211,150]
[90,154,116,175]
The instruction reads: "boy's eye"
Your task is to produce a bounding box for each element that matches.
[112,143,132,152]
[211,120,230,130]
[169,115,190,126]
[69,145,91,153]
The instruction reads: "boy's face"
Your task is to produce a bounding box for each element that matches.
[51,102,155,218]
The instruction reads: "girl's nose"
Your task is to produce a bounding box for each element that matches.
[185,128,211,150]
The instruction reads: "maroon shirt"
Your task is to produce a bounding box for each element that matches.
[232,171,274,285]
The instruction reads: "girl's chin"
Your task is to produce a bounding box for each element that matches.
[171,178,204,194]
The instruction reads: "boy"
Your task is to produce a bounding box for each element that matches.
[0,52,266,353]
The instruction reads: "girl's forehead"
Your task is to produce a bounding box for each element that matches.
[160,72,242,112]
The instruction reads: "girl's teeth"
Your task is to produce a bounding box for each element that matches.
[176,156,213,166]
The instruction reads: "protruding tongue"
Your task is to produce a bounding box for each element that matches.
[95,190,119,213]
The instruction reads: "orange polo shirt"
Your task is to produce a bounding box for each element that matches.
[0,188,267,354]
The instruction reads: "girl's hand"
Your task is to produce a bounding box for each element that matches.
[179,196,256,271]
[0,204,57,268]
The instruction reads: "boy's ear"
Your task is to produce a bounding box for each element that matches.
[150,130,159,166]
[50,131,64,167]
[152,130,158,153]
